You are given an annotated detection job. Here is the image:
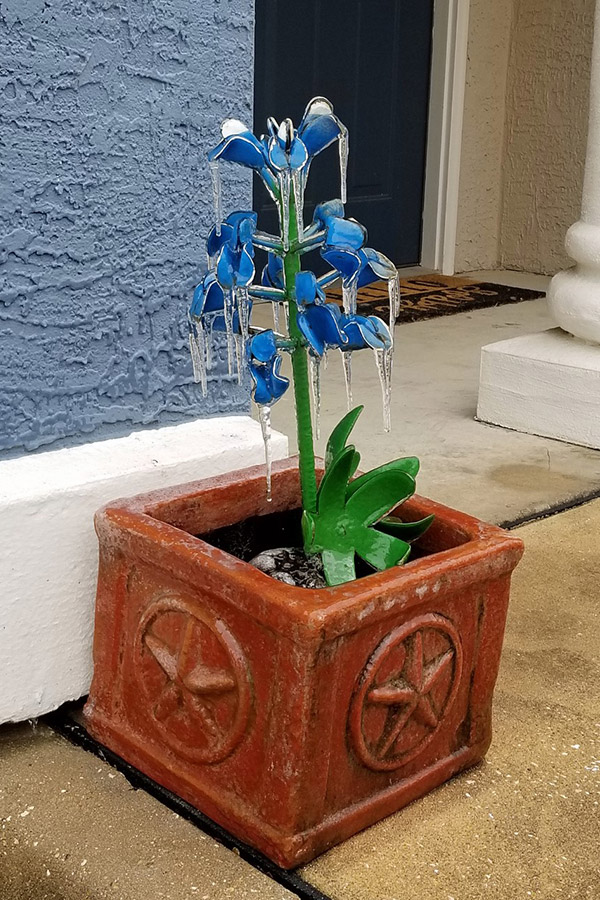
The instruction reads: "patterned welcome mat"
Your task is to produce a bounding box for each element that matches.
[326,274,545,324]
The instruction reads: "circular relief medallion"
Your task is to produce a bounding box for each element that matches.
[135,595,252,764]
[350,614,463,771]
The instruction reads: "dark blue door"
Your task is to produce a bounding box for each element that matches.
[254,0,435,265]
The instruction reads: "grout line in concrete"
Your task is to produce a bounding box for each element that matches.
[499,486,600,531]
[43,711,334,900]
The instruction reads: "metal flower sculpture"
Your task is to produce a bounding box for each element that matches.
[189,97,430,586]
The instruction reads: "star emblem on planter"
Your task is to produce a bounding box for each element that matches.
[350,615,463,771]
[135,597,252,764]
[143,625,236,739]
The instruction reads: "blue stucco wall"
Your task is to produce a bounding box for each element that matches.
[0,0,254,455]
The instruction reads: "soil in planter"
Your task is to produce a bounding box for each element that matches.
[199,508,430,589]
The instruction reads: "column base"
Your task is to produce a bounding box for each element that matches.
[477,328,600,449]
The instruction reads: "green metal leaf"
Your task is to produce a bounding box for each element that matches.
[346,470,416,527]
[317,444,357,515]
[325,405,364,469]
[376,514,435,543]
[346,457,420,499]
[322,548,357,586]
[353,528,411,570]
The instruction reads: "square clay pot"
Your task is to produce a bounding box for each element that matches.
[84,458,523,868]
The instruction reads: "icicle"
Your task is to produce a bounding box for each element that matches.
[272,301,280,333]
[342,280,358,316]
[375,347,393,433]
[205,316,214,369]
[309,354,322,440]
[388,272,400,345]
[323,348,329,372]
[342,350,353,410]
[292,168,305,239]
[188,319,208,398]
[278,169,291,250]
[258,405,273,502]
[338,129,349,204]
[223,290,236,377]
[283,302,290,334]
[236,286,251,384]
[209,159,222,235]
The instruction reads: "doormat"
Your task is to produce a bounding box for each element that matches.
[326,274,545,324]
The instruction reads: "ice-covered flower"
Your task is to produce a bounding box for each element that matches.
[248,330,289,405]
[207,211,257,290]
[294,271,392,357]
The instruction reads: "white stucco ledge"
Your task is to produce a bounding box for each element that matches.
[477,328,600,449]
[0,416,288,724]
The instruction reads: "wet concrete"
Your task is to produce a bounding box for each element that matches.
[0,724,294,900]
[254,287,600,525]
[300,499,600,899]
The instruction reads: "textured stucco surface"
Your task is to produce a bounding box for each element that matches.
[454,0,514,272]
[455,0,594,276]
[0,0,254,455]
[500,0,595,275]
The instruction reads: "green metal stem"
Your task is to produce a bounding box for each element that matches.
[283,188,318,515]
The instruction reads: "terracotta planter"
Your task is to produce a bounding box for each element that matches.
[84,458,523,868]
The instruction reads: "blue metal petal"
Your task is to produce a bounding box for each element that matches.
[216,245,236,290]
[312,199,345,229]
[296,302,345,356]
[295,271,318,306]
[208,122,267,170]
[249,354,289,405]
[268,135,309,171]
[207,222,234,260]
[340,314,392,351]
[236,245,256,286]
[321,246,363,284]
[190,273,225,317]
[261,254,285,290]
[357,247,397,287]
[249,329,278,363]
[298,98,344,157]
[325,216,367,250]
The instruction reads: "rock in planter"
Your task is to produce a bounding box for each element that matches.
[84,458,523,869]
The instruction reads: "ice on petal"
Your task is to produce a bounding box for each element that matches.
[338,129,349,205]
[278,170,291,250]
[292,168,305,240]
[222,290,236,377]
[209,159,222,236]
[309,353,322,440]
[375,347,393,432]
[342,350,353,410]
[258,405,273,502]
[188,320,208,398]
[342,281,358,316]
[388,272,400,345]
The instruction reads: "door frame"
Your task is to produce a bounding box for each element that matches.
[420,0,471,275]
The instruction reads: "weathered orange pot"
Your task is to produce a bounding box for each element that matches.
[84,458,523,868]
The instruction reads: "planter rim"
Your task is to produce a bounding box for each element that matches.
[96,457,524,637]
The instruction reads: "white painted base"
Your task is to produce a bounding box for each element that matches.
[477,328,600,448]
[0,417,288,724]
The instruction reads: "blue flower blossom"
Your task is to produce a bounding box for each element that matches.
[261,253,285,290]
[248,330,289,405]
[206,211,257,291]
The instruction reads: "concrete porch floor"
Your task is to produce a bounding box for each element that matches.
[2,272,600,898]
[255,269,600,525]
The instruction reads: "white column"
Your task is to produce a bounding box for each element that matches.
[476,0,600,450]
[548,0,600,342]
